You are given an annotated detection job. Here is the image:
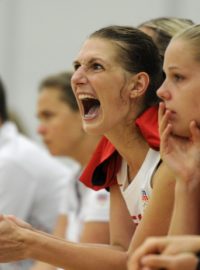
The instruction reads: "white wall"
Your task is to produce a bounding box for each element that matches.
[0,0,199,140]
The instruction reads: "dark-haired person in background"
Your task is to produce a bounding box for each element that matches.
[31,71,110,270]
[0,77,73,270]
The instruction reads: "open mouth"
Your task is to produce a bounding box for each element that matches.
[79,95,100,119]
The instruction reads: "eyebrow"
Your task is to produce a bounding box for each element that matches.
[73,57,104,67]
[73,60,79,66]
[163,65,179,72]
[168,66,179,70]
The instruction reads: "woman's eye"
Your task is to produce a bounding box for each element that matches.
[73,63,81,71]
[174,74,183,82]
[91,63,103,71]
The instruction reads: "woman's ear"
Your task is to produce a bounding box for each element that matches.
[129,72,149,99]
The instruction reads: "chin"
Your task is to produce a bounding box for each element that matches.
[48,147,58,156]
[83,124,103,136]
[49,150,57,156]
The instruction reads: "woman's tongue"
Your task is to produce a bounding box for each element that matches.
[84,105,99,119]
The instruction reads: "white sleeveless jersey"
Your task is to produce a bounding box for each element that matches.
[117,148,160,225]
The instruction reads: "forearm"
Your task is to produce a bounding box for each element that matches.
[25,229,128,270]
[169,180,200,235]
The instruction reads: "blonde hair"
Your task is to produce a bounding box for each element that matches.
[172,24,200,62]
[138,17,194,58]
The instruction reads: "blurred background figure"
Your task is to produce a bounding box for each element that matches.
[32,71,110,270]
[138,17,194,59]
[0,77,72,270]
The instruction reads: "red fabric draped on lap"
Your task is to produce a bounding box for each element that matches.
[80,105,160,190]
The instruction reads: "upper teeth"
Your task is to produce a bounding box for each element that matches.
[78,94,96,100]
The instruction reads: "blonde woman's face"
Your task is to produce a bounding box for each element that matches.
[157,39,200,137]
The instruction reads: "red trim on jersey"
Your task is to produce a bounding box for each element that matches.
[80,105,160,190]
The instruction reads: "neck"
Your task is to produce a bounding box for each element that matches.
[105,121,149,177]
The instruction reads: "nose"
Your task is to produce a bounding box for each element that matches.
[37,123,46,135]
[156,81,171,101]
[71,66,88,87]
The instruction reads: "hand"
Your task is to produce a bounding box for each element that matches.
[128,236,200,270]
[0,215,28,262]
[159,102,200,183]
[7,215,33,229]
[138,253,197,270]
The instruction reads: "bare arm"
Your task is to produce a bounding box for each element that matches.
[109,185,136,250]
[80,222,110,243]
[159,103,200,235]
[128,161,175,253]
[128,235,200,270]
[31,190,110,269]
[20,228,128,270]
[0,158,175,269]
[30,214,68,270]
[127,105,200,270]
[0,160,175,270]
[31,219,110,270]
[169,180,200,235]
[0,186,133,270]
